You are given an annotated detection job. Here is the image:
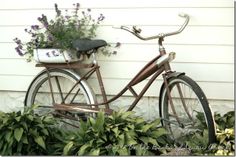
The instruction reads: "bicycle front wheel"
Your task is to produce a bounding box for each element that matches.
[159,75,216,146]
[25,68,96,127]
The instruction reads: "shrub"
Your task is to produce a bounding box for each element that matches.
[0,105,64,155]
[182,111,235,155]
[62,110,170,155]
[0,106,234,156]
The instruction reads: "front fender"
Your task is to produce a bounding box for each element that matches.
[158,72,185,117]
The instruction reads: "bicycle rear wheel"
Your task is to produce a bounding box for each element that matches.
[159,75,216,146]
[25,68,96,127]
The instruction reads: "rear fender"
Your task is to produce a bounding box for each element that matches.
[24,68,96,106]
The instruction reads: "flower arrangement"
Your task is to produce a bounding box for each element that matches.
[13,3,106,62]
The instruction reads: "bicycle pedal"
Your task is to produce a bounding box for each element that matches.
[77,112,88,121]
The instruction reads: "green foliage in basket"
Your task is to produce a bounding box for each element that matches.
[13,3,105,62]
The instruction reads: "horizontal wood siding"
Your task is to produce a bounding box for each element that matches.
[0,0,234,101]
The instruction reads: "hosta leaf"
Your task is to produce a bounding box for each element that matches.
[22,136,28,144]
[16,141,23,153]
[142,124,153,132]
[63,141,74,155]
[89,117,96,126]
[127,138,137,145]
[95,111,105,132]
[148,137,158,145]
[78,143,91,155]
[118,134,125,146]
[135,117,145,124]
[34,136,46,149]
[112,127,119,137]
[5,131,13,142]
[151,128,167,138]
[21,121,28,131]
[27,115,34,121]
[89,149,100,155]
[15,116,21,122]
[151,119,161,127]
[43,116,54,123]
[41,128,49,136]
[14,128,24,142]
[140,136,149,143]
[125,133,137,145]
[117,147,129,155]
[121,111,134,119]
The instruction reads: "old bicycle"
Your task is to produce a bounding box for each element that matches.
[25,13,216,144]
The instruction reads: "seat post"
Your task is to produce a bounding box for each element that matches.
[92,51,98,65]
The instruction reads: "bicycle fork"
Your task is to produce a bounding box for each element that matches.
[162,71,194,128]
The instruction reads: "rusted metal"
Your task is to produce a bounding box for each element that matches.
[128,87,138,98]
[63,67,97,102]
[129,54,162,86]
[54,103,113,115]
[176,83,193,121]
[37,51,173,117]
[35,30,179,121]
[95,66,109,109]
[128,66,165,111]
[162,73,181,124]
[36,62,94,69]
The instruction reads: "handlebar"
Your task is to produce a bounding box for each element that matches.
[113,13,190,41]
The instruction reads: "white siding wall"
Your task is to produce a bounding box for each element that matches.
[0,0,234,114]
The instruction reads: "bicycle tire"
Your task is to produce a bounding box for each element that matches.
[25,68,96,127]
[159,75,216,146]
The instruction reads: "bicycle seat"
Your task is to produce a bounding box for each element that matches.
[72,39,107,54]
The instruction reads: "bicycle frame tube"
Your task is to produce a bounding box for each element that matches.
[35,39,175,114]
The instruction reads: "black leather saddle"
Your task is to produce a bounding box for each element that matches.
[72,39,107,55]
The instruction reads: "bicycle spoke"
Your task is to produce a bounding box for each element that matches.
[160,75,216,145]
[176,83,193,121]
[55,76,64,103]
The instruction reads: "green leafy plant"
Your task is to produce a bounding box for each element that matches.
[1,105,233,156]
[0,105,64,155]
[13,3,105,61]
[208,111,235,155]
[62,110,170,156]
[180,111,235,155]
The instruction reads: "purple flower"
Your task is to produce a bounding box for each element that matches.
[65,15,70,19]
[47,34,53,41]
[115,42,121,48]
[13,38,22,45]
[54,3,61,16]
[15,47,24,56]
[37,17,42,21]
[31,25,39,31]
[98,14,105,21]
[38,14,49,29]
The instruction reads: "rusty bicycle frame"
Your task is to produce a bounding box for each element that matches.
[35,13,190,120]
